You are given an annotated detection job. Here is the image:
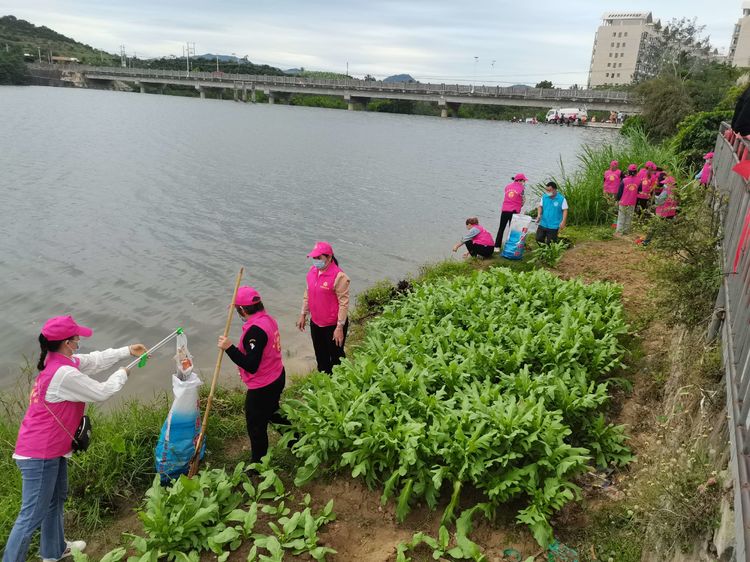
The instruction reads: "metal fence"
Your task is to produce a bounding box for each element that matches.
[26,63,635,104]
[714,122,750,561]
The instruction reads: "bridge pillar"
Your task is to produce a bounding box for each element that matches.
[136,81,145,94]
[233,86,238,101]
[265,90,275,104]
[438,98,449,118]
[251,86,257,103]
[344,93,370,111]
[196,85,205,99]
[242,84,248,102]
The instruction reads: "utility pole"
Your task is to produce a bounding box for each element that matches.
[120,45,126,68]
[216,55,219,72]
[37,46,41,63]
[474,56,479,84]
[346,61,349,77]
[185,42,195,74]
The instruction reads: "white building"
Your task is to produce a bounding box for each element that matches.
[588,11,659,87]
[729,1,750,67]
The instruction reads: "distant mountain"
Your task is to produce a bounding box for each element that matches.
[383,74,416,83]
[195,53,247,63]
[285,68,302,75]
[0,15,117,64]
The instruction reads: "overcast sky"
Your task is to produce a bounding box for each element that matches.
[2,0,742,86]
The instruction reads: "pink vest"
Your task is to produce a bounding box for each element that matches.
[620,176,639,207]
[603,169,621,194]
[637,175,653,199]
[307,262,343,327]
[15,353,86,459]
[655,186,677,218]
[237,311,284,389]
[471,224,495,247]
[501,182,524,212]
[699,162,712,186]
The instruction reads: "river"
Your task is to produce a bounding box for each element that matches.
[0,85,616,402]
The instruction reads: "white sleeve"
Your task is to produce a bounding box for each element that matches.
[562,198,569,210]
[46,365,128,404]
[539,197,544,207]
[75,347,131,375]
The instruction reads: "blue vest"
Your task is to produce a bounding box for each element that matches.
[540,193,566,229]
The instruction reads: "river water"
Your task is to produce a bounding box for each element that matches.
[0,86,615,402]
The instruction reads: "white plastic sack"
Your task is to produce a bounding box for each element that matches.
[155,333,203,482]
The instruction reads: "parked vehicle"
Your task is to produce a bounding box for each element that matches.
[545,107,588,122]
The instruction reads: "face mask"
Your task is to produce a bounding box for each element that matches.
[312,258,326,270]
[545,191,554,197]
[69,339,81,354]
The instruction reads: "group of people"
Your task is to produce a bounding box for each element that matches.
[452,173,569,258]
[605,151,713,237]
[3,241,350,562]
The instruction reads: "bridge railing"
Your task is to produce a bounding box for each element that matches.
[27,63,634,103]
[713,122,750,561]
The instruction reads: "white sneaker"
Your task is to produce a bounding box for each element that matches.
[42,540,87,562]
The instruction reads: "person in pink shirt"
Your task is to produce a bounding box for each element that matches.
[453,217,495,258]
[495,173,527,249]
[616,164,640,235]
[603,160,621,197]
[218,286,289,463]
[296,242,351,374]
[4,316,146,562]
[699,152,713,187]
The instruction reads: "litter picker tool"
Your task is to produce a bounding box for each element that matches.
[188,266,244,477]
[125,327,185,371]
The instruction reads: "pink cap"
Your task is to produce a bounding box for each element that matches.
[235,286,261,306]
[645,161,656,170]
[307,241,333,258]
[513,173,528,181]
[663,176,676,185]
[610,160,619,167]
[627,164,638,172]
[41,315,93,341]
[704,152,714,159]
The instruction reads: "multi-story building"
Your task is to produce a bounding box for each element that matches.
[588,11,658,88]
[729,1,750,67]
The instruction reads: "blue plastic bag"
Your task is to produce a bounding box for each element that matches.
[502,230,527,260]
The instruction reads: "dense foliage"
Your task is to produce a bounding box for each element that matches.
[283,268,632,546]
[0,50,27,84]
[670,110,731,168]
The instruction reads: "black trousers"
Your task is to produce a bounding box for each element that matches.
[495,210,516,248]
[310,320,348,374]
[536,226,559,244]
[245,369,289,463]
[465,241,494,257]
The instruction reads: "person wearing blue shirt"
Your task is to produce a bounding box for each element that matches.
[535,181,568,244]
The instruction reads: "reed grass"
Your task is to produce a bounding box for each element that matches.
[531,128,685,226]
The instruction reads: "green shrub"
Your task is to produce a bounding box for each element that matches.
[530,241,566,267]
[671,110,732,168]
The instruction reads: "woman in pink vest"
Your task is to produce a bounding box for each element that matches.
[636,167,655,216]
[642,176,678,246]
[296,242,351,374]
[4,316,146,562]
[453,217,495,258]
[699,152,713,187]
[495,173,527,249]
[615,164,640,235]
[218,286,289,463]
[602,160,621,196]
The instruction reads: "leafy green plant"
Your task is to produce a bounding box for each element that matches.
[282,268,632,546]
[530,241,566,267]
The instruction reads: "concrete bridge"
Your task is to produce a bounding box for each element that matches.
[29,64,641,116]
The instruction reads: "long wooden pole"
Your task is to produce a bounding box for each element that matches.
[188,267,244,477]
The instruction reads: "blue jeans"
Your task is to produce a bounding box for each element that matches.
[2,458,68,562]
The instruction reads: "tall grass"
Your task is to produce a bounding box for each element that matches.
[0,365,247,545]
[536,128,685,226]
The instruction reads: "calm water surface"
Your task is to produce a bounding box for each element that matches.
[0,86,615,402]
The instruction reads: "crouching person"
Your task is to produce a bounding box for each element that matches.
[453,217,495,258]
